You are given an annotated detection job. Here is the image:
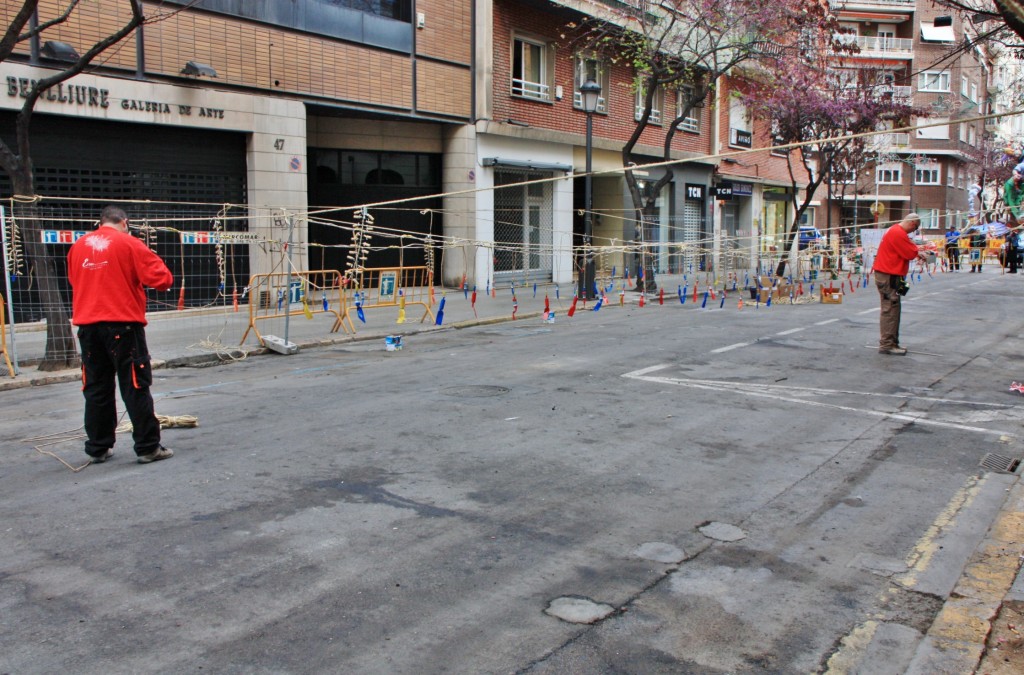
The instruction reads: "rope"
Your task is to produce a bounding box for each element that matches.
[25,413,199,473]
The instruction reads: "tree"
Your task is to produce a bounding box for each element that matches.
[742,31,923,277]
[0,1,176,370]
[570,0,843,290]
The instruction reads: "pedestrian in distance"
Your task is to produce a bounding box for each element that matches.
[968,224,987,273]
[67,205,176,464]
[944,224,961,271]
[1003,165,1024,273]
[872,213,927,356]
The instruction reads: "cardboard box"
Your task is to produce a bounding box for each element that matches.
[820,287,843,304]
[773,283,792,301]
[758,276,773,289]
[758,289,771,304]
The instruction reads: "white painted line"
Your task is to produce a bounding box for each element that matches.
[621,369,1015,436]
[710,342,753,353]
[814,319,840,326]
[776,327,805,336]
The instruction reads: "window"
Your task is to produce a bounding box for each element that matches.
[968,125,976,146]
[917,116,949,139]
[312,149,440,186]
[919,70,951,92]
[947,165,954,186]
[512,37,550,101]
[916,208,940,228]
[877,162,902,185]
[161,0,412,51]
[961,76,969,96]
[676,85,702,133]
[970,83,978,103]
[832,168,857,184]
[635,85,664,124]
[920,22,955,43]
[574,57,608,113]
[915,161,940,185]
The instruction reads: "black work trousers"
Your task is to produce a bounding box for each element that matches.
[77,322,161,458]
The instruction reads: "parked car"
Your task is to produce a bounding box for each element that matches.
[798,226,824,250]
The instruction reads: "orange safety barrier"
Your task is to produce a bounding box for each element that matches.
[0,293,14,377]
[240,270,349,346]
[335,266,434,334]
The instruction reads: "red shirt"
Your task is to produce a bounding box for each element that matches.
[873,225,920,276]
[68,226,174,325]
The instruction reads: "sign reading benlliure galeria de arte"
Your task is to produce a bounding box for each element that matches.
[4,76,225,119]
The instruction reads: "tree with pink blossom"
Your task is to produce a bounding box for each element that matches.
[741,30,924,277]
[570,0,846,290]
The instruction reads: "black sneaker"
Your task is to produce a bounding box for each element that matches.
[137,446,174,464]
[90,449,113,464]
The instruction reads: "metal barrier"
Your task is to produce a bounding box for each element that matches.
[335,266,435,334]
[1,293,14,377]
[240,270,349,346]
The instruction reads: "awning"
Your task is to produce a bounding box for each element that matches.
[920,22,955,42]
[481,158,573,173]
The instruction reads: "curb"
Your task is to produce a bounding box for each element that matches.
[0,312,541,392]
[905,479,1024,674]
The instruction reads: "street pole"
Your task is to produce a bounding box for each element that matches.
[579,79,601,300]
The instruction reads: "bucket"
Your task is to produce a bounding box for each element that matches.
[385,335,403,351]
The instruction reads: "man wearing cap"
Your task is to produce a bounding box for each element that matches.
[1004,166,1024,272]
[873,213,927,355]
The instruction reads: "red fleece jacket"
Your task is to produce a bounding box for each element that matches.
[68,226,173,325]
[873,225,920,276]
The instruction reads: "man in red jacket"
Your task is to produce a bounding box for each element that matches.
[873,213,927,355]
[68,206,175,464]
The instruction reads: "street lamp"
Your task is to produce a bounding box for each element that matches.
[579,78,601,300]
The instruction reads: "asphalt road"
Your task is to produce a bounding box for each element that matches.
[2,270,1023,673]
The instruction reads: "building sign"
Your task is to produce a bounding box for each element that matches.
[732,182,753,197]
[41,230,86,243]
[5,76,225,119]
[729,128,752,148]
[180,231,259,244]
[685,184,705,200]
[711,183,733,199]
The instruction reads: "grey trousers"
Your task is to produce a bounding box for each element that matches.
[874,272,902,350]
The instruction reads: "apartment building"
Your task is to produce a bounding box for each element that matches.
[452,0,718,289]
[824,1,987,236]
[0,0,472,314]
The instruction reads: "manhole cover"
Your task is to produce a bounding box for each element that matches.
[441,385,510,398]
[980,453,1022,474]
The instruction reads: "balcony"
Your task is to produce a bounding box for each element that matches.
[872,84,913,102]
[867,133,911,151]
[830,0,915,10]
[833,34,914,60]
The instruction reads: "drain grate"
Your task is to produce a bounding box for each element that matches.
[980,453,1022,474]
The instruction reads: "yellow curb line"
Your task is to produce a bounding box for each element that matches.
[920,482,1024,670]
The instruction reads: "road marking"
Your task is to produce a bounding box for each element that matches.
[775,327,805,336]
[623,365,1015,436]
[710,342,753,353]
